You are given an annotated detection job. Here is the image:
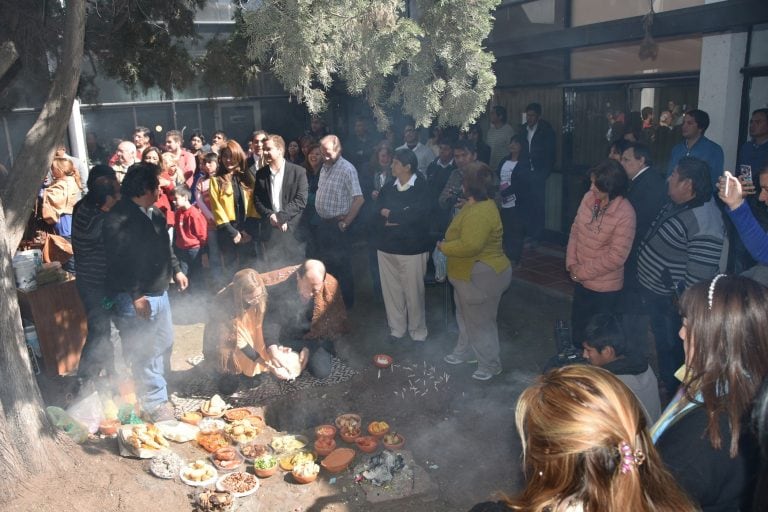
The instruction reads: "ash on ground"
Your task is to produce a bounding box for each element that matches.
[353,450,438,503]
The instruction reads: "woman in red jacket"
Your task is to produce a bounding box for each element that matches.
[566,159,636,344]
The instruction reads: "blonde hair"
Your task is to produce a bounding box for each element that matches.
[51,157,83,190]
[508,366,695,512]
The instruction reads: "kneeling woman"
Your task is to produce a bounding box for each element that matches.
[203,269,306,392]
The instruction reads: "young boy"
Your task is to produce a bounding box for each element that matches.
[174,185,208,284]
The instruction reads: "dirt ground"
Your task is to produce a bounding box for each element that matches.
[9,252,569,512]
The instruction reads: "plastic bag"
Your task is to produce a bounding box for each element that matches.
[66,391,104,434]
[46,406,89,444]
[432,245,447,283]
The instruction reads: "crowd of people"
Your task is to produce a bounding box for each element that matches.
[36,103,768,511]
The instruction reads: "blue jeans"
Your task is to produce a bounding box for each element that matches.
[112,291,173,412]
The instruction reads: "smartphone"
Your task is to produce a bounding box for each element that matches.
[739,164,753,187]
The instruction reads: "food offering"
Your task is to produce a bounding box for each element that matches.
[197,430,230,453]
[216,471,260,498]
[335,414,362,443]
[224,418,261,444]
[198,418,227,435]
[180,459,218,487]
[314,436,337,456]
[149,451,184,479]
[373,354,393,369]
[239,443,272,463]
[195,489,233,512]
[271,434,308,453]
[253,454,278,478]
[211,446,244,472]
[223,407,254,422]
[355,435,379,453]
[382,432,405,450]
[180,411,202,425]
[278,451,315,472]
[314,424,337,439]
[119,424,170,458]
[367,421,390,438]
[154,420,199,443]
[201,395,229,418]
[291,460,320,484]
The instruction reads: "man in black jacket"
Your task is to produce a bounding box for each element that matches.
[520,102,556,243]
[252,134,308,266]
[103,163,188,421]
[618,143,667,359]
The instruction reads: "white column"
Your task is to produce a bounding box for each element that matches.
[67,98,87,162]
[698,0,748,170]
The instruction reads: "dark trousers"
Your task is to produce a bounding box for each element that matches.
[570,284,620,346]
[217,229,256,282]
[500,207,525,264]
[281,338,335,379]
[640,288,683,394]
[526,174,548,241]
[175,246,201,279]
[76,281,116,381]
[315,220,354,308]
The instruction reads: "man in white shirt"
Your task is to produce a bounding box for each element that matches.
[397,124,435,175]
[251,134,308,266]
[486,106,515,170]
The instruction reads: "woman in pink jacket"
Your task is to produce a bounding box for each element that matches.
[566,159,636,344]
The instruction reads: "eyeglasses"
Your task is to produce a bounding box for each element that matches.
[255,138,267,144]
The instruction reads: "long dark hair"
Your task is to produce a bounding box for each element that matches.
[680,275,768,457]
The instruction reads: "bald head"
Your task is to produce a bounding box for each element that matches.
[116,141,137,166]
[297,259,326,302]
[320,135,342,165]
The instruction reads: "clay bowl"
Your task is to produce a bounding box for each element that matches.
[372,354,393,369]
[339,428,361,444]
[334,413,361,431]
[98,419,121,436]
[367,421,390,438]
[355,436,379,454]
[314,424,337,439]
[292,467,318,484]
[382,433,405,450]
[223,407,253,422]
[314,437,337,457]
[320,447,355,474]
[253,455,278,478]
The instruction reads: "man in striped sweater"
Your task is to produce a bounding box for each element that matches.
[636,156,725,394]
[72,165,121,387]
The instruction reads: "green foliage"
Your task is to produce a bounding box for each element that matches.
[241,0,500,129]
[84,0,207,98]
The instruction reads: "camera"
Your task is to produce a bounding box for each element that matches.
[542,319,586,372]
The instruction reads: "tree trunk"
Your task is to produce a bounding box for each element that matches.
[0,41,19,80]
[0,0,85,496]
[1,0,85,249]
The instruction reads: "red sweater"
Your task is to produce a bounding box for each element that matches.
[175,205,209,250]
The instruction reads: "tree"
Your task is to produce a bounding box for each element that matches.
[240,0,501,129]
[0,0,85,496]
[0,0,207,495]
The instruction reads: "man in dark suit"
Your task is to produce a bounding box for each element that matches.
[617,142,668,360]
[252,134,308,266]
[520,102,556,243]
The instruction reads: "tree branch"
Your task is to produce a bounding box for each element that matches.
[0,41,19,81]
[1,0,86,250]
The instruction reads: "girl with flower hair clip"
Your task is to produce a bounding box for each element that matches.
[652,274,768,511]
[471,365,694,512]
